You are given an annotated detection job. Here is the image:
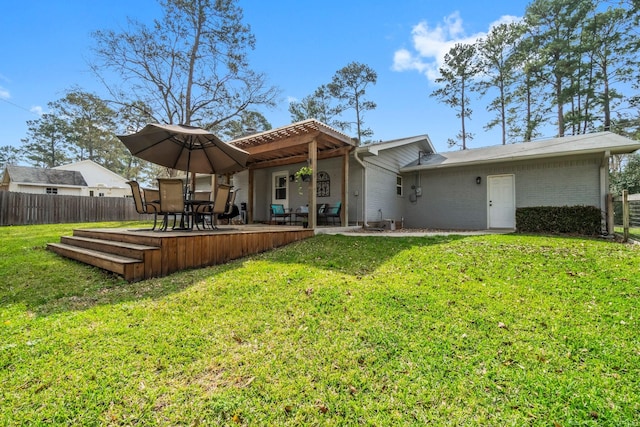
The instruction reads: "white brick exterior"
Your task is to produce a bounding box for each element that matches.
[402,154,603,230]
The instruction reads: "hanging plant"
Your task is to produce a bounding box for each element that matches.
[295,166,313,182]
[295,166,313,194]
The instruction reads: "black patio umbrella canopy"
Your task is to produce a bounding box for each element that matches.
[118,123,249,191]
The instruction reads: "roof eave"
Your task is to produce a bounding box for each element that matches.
[356,134,435,157]
[11,182,88,188]
[230,119,354,147]
[400,145,640,173]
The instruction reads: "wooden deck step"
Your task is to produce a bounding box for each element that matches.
[47,226,315,282]
[60,235,159,260]
[47,243,146,282]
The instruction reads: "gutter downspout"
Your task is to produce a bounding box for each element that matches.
[601,150,610,234]
[353,150,369,226]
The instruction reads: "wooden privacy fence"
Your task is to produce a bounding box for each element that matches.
[612,191,640,242]
[0,192,143,226]
[613,192,640,226]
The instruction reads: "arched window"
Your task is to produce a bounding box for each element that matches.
[317,171,330,197]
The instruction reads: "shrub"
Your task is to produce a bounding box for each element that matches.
[516,205,602,235]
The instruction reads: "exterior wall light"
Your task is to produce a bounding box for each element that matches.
[476,176,482,185]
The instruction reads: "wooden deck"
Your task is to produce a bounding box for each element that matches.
[47,225,315,281]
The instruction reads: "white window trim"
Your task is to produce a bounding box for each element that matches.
[396,175,403,197]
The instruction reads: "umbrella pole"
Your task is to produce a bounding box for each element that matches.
[185,149,192,197]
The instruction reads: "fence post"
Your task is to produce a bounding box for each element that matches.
[623,190,629,242]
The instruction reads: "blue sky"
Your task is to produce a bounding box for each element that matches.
[1,1,532,155]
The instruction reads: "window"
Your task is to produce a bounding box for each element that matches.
[275,175,287,200]
[46,187,58,195]
[272,171,288,205]
[396,176,403,196]
[317,171,330,197]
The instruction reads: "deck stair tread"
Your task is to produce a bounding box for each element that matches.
[48,242,142,264]
[63,235,158,250]
[48,241,147,281]
[60,235,159,259]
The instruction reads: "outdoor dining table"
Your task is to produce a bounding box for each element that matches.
[149,197,212,231]
[185,199,213,230]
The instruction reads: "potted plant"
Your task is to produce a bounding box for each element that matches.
[295,166,313,182]
[294,166,313,194]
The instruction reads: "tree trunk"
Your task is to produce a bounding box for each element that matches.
[461,80,467,150]
[602,63,611,131]
[556,72,564,137]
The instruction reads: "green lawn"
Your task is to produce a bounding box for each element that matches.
[1,223,639,425]
[614,226,640,241]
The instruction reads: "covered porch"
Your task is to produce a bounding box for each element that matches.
[230,119,356,228]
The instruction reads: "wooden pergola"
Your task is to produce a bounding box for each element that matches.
[230,119,356,228]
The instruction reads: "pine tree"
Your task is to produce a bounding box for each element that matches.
[431,43,480,149]
[21,113,72,168]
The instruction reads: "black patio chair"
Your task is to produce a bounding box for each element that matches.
[270,204,292,225]
[318,202,342,225]
[217,188,240,225]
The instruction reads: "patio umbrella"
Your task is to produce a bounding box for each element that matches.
[117,123,249,192]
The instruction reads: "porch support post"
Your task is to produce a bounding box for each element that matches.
[191,173,197,193]
[248,168,254,223]
[342,150,349,226]
[210,174,217,193]
[309,138,318,229]
[211,174,219,203]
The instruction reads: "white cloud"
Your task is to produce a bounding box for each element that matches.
[443,11,465,39]
[488,15,521,29]
[392,12,521,82]
[392,48,437,79]
[0,86,9,99]
[30,105,44,116]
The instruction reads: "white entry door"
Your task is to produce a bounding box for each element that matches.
[488,175,515,229]
[272,171,289,207]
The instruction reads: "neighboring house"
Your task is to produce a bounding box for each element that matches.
[54,160,130,197]
[0,165,88,195]
[0,160,130,197]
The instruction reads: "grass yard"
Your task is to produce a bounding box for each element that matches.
[1,223,639,425]
[614,226,640,241]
